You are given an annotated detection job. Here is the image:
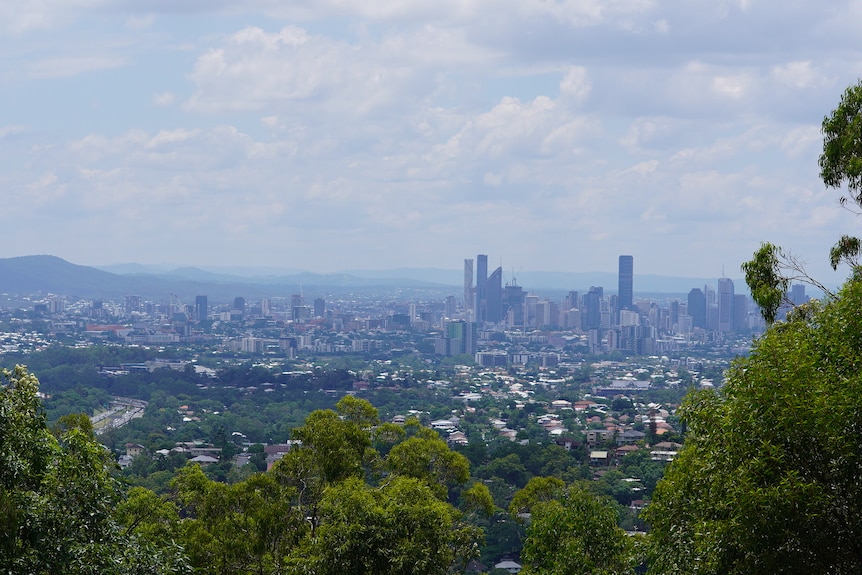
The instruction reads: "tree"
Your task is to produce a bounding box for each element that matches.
[520,484,634,575]
[0,365,188,574]
[741,242,789,324]
[304,476,468,575]
[172,465,304,575]
[509,476,565,518]
[386,435,470,499]
[644,279,862,574]
[820,78,862,207]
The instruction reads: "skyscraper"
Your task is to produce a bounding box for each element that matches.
[688,288,706,328]
[464,259,474,314]
[583,286,603,330]
[718,277,734,333]
[195,295,208,321]
[618,255,633,311]
[486,266,503,323]
[791,284,806,306]
[476,254,488,322]
[313,297,325,318]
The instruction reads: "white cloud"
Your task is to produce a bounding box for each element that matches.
[152,92,175,106]
[772,60,825,89]
[3,0,862,276]
[559,67,591,102]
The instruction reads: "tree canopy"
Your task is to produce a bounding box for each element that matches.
[820,78,862,207]
[0,365,188,574]
[645,279,862,574]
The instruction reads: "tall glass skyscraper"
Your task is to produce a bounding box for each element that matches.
[618,255,633,311]
[476,254,488,322]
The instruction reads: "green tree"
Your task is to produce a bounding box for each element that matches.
[509,476,565,518]
[386,435,470,498]
[520,484,633,575]
[303,476,468,575]
[0,365,188,574]
[741,242,789,324]
[645,279,862,574]
[820,78,862,207]
[172,464,305,575]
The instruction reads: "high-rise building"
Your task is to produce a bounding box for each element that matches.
[704,284,717,330]
[464,259,474,314]
[443,319,476,356]
[486,266,503,323]
[232,297,246,317]
[582,286,603,330]
[445,295,456,318]
[502,282,526,327]
[291,294,304,309]
[125,295,142,315]
[476,254,488,322]
[688,288,706,329]
[313,298,325,318]
[733,293,748,332]
[195,295,208,321]
[790,284,806,306]
[618,255,633,311]
[718,277,734,332]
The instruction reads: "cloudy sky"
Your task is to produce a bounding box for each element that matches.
[2,1,861,282]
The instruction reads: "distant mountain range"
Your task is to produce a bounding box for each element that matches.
[0,255,745,302]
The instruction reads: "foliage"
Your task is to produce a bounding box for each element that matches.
[0,365,188,574]
[387,434,470,498]
[520,484,634,575]
[645,279,862,574]
[741,242,789,324]
[165,396,484,575]
[829,233,862,272]
[508,476,565,517]
[302,476,467,575]
[172,465,304,575]
[820,78,862,207]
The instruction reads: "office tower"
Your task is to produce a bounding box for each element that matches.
[463,259,474,314]
[718,277,734,332]
[582,286,603,330]
[291,294,304,309]
[261,298,272,318]
[566,291,579,311]
[502,282,526,326]
[525,294,539,327]
[445,295,456,318]
[476,254,488,322]
[733,293,748,331]
[791,284,806,306]
[618,255,633,311]
[445,319,476,356]
[125,295,142,315]
[688,288,706,328]
[704,284,716,306]
[313,297,325,318]
[232,297,246,317]
[670,300,680,327]
[195,295,208,321]
[486,267,503,322]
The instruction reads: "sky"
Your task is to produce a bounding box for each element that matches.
[2,1,862,282]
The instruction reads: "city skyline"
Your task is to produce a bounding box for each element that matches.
[1,2,862,282]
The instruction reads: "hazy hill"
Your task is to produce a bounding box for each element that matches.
[0,256,454,301]
[0,255,748,302]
